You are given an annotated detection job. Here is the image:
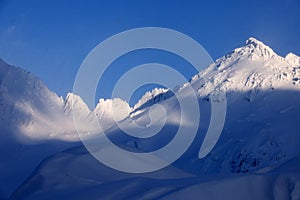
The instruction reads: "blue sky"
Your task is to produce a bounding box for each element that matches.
[0,0,299,105]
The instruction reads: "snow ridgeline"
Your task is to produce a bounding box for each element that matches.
[1,36,300,142]
[0,57,171,142]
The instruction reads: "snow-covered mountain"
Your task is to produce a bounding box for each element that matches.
[0,59,130,198]
[1,37,300,199]
[189,37,300,175]
[193,37,300,94]
[0,58,131,142]
[0,58,66,141]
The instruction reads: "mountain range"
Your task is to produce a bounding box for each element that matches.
[1,37,300,199]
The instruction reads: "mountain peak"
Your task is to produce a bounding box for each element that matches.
[285,52,300,66]
[212,37,282,72]
[64,93,90,117]
[197,37,300,95]
[245,37,267,46]
[228,37,280,60]
[246,37,276,55]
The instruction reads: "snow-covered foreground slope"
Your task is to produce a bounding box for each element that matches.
[7,38,300,199]
[9,148,300,200]
[160,155,300,200]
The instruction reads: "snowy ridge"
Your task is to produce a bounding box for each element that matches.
[0,58,132,141]
[133,88,172,110]
[0,58,69,141]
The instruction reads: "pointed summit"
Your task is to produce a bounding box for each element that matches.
[285,52,300,66]
[64,93,90,118]
[198,36,300,94]
[245,37,265,46]
[213,37,283,72]
[232,37,280,60]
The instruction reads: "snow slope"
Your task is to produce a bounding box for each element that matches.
[9,38,300,199]
[9,147,300,200]
[0,58,68,141]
